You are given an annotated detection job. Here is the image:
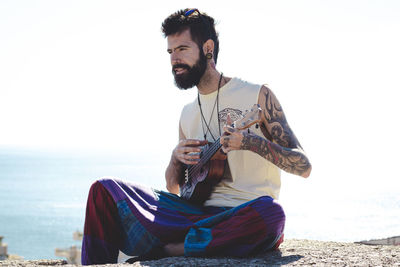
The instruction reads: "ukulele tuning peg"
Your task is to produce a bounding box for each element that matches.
[255,123,259,129]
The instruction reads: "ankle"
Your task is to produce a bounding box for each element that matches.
[164,242,185,256]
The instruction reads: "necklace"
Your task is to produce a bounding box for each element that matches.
[197,73,223,141]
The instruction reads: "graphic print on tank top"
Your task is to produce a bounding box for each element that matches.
[218,108,243,126]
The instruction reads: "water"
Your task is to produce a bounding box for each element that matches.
[0,147,399,260]
[279,170,400,243]
[0,147,166,260]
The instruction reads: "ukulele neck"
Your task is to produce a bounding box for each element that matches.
[189,139,222,170]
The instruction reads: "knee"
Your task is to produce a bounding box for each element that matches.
[96,177,116,185]
[85,178,117,214]
[88,177,114,192]
[87,177,116,200]
[252,196,286,228]
[88,180,101,195]
[88,179,104,195]
[271,201,285,225]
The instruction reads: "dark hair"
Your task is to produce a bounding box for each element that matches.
[161,9,220,64]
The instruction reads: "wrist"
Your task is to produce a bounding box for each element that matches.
[240,133,262,151]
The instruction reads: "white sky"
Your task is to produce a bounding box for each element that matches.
[1,0,400,240]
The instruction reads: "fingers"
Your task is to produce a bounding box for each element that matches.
[174,148,200,165]
[221,136,233,154]
[220,129,245,153]
[180,139,208,147]
[177,146,201,153]
[223,125,237,134]
[226,113,232,126]
[221,136,229,148]
[177,152,201,165]
[174,139,207,165]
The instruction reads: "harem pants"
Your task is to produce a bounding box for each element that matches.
[81,178,285,265]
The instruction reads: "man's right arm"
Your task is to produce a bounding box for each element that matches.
[165,155,182,194]
[165,124,206,194]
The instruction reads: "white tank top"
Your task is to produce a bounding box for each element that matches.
[179,77,281,207]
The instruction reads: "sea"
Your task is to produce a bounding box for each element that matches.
[0,146,399,260]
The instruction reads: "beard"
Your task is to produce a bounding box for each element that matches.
[172,51,207,90]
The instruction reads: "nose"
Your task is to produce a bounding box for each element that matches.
[170,52,181,66]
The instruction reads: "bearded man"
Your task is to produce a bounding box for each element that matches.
[81,9,311,265]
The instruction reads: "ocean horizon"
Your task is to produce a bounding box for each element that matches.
[0,146,399,260]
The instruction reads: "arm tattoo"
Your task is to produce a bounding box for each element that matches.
[240,133,311,176]
[243,86,312,177]
[263,88,299,148]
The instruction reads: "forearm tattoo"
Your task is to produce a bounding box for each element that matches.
[240,133,311,176]
[241,87,311,176]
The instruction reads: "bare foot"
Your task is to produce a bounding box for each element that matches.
[164,242,184,256]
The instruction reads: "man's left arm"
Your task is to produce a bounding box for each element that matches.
[221,85,312,178]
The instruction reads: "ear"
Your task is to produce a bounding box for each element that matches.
[202,39,215,56]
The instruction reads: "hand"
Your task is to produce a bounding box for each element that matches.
[220,113,246,154]
[173,139,208,165]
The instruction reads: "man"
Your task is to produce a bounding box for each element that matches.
[81,8,311,265]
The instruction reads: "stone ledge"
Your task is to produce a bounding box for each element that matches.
[1,239,399,266]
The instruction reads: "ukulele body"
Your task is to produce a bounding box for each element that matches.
[180,149,227,205]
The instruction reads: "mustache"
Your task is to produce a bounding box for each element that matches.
[172,64,190,73]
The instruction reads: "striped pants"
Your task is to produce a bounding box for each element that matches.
[81,178,285,265]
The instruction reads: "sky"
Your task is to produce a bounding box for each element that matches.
[1,0,400,240]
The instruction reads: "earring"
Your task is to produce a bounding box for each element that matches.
[206,52,213,59]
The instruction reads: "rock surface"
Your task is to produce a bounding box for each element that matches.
[1,239,399,266]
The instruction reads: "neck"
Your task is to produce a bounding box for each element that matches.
[197,67,223,95]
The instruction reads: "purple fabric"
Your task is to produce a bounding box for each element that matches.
[81,178,285,265]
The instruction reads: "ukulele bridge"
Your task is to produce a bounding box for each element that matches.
[184,168,189,184]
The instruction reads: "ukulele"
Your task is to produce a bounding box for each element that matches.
[180,104,262,205]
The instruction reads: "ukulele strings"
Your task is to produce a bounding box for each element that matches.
[187,123,254,177]
[187,138,222,177]
[187,121,236,177]
[187,139,220,175]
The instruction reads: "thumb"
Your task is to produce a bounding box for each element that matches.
[226,113,232,126]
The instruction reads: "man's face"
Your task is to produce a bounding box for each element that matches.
[167,29,207,89]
